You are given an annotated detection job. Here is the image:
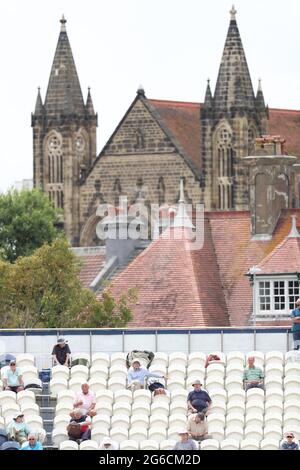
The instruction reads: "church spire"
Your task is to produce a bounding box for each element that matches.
[203,79,213,108]
[213,6,255,113]
[44,16,85,115]
[86,87,95,115]
[255,79,267,115]
[34,87,44,115]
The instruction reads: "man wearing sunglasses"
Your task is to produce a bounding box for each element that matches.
[21,434,43,451]
[280,432,299,450]
[2,360,24,392]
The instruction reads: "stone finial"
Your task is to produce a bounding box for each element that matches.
[179,177,185,203]
[60,15,67,32]
[137,85,145,96]
[173,178,194,229]
[230,5,237,20]
[288,215,300,238]
[258,78,262,92]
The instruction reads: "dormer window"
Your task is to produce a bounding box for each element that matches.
[256,277,299,317]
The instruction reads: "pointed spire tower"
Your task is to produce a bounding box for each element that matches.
[200,6,269,212]
[32,16,98,246]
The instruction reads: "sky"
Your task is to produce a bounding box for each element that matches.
[0,0,299,192]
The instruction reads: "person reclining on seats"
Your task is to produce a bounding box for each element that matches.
[71,383,97,418]
[127,359,165,392]
[67,409,91,443]
[243,356,264,391]
[6,413,31,445]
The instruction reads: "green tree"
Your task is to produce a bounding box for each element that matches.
[0,188,61,262]
[0,239,136,328]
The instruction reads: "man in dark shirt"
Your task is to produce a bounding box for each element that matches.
[187,380,212,414]
[52,337,71,366]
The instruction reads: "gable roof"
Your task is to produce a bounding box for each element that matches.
[74,248,106,288]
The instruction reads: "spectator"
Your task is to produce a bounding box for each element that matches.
[187,412,211,441]
[280,432,299,450]
[127,360,165,392]
[187,380,212,414]
[99,437,119,450]
[204,354,221,368]
[291,298,300,350]
[21,433,43,451]
[67,409,91,443]
[243,356,264,391]
[2,360,24,392]
[52,337,71,366]
[71,383,96,418]
[6,413,31,445]
[173,430,198,450]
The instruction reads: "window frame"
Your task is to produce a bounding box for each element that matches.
[255,275,300,317]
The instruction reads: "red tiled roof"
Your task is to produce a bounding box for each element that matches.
[149,100,300,167]
[77,252,106,288]
[109,226,229,328]
[256,233,300,275]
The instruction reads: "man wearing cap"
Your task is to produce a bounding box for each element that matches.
[280,432,299,450]
[99,437,119,450]
[21,433,43,451]
[187,380,212,414]
[127,360,165,391]
[173,430,198,450]
[6,413,31,445]
[2,360,24,393]
[52,337,71,366]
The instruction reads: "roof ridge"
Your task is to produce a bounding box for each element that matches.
[257,235,300,269]
[149,99,201,107]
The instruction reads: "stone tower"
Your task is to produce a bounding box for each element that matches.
[32,16,97,244]
[200,6,268,211]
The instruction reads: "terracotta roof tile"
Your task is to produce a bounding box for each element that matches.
[78,253,106,288]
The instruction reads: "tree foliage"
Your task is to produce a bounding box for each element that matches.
[0,239,136,328]
[0,189,61,262]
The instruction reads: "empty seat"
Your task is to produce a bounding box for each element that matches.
[89,365,108,381]
[95,389,113,406]
[150,401,169,417]
[245,412,264,427]
[16,354,35,368]
[168,352,187,368]
[68,377,84,393]
[204,376,224,391]
[129,426,148,443]
[168,413,187,429]
[149,414,168,429]
[225,375,244,391]
[227,400,245,415]
[112,402,131,416]
[110,427,128,443]
[21,365,39,383]
[206,363,225,380]
[95,402,112,417]
[52,428,68,446]
[168,364,186,380]
[283,410,300,429]
[265,351,283,366]
[111,414,130,429]
[265,398,283,415]
[25,414,43,429]
[207,423,225,441]
[91,352,110,368]
[53,414,71,429]
[169,400,187,415]
[149,364,167,375]
[266,387,283,402]
[88,377,107,393]
[265,375,283,390]
[133,389,151,405]
[264,411,282,428]
[210,402,226,415]
[1,402,20,419]
[260,438,280,450]
[59,440,79,450]
[284,375,300,390]
[91,429,110,444]
[79,440,99,450]
[187,364,205,377]
[188,352,207,369]
[225,425,244,442]
[263,425,282,441]
[56,402,73,417]
[20,403,39,417]
[50,377,68,396]
[152,352,169,367]
[107,376,126,391]
[220,438,240,450]
[207,413,225,428]
[285,362,300,376]
[132,402,150,416]
[167,378,185,391]
[227,388,245,402]
[148,427,167,443]
[119,440,139,450]
[226,412,245,428]
[226,364,244,378]
[109,365,127,379]
[114,389,132,405]
[52,365,69,381]
[170,389,188,401]
[110,353,127,368]
[245,401,264,415]
[0,391,17,406]
[16,390,36,407]
[131,414,149,428]
[70,365,89,381]
[265,363,283,380]
[160,439,176,450]
[226,351,245,368]
[200,439,220,450]
[167,427,183,441]
[140,439,159,450]
[240,438,260,450]
[284,387,300,402]
[92,414,110,430]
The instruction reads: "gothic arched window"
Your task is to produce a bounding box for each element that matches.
[46,132,64,209]
[157,176,165,206]
[134,129,145,149]
[216,127,234,209]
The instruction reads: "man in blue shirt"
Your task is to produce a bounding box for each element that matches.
[187,380,212,414]
[291,299,300,350]
[21,434,43,450]
[127,360,165,391]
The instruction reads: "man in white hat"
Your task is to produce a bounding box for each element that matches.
[127,359,165,392]
[173,430,198,450]
[99,437,119,450]
[6,413,31,444]
[52,336,71,366]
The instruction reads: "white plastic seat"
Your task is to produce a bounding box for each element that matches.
[226,412,244,428]
[110,352,127,368]
[245,412,264,427]
[112,402,131,416]
[152,352,169,367]
[114,389,133,405]
[109,364,127,379]
[60,440,79,450]
[226,351,245,368]
[240,438,260,450]
[207,413,225,429]
[79,440,99,450]
[71,353,90,368]
[94,389,113,406]
[285,362,300,375]
[265,398,283,415]
[150,401,169,416]
[131,414,149,428]
[51,365,69,381]
[140,439,159,450]
[148,364,167,375]
[107,376,126,391]
[148,427,167,443]
[149,414,168,429]
[53,414,70,429]
[25,414,43,429]
[263,425,282,441]
[91,352,110,368]
[50,377,68,396]
[207,423,225,441]
[245,401,264,415]
[224,375,244,391]
[260,438,280,450]
[210,402,226,415]
[265,351,283,366]
[2,402,20,418]
[95,402,112,417]
[111,413,130,429]
[92,414,110,430]
[264,411,282,428]
[246,387,264,402]
[282,425,300,439]
[133,389,151,405]
[225,425,244,442]
[68,377,84,392]
[265,375,282,390]
[246,351,264,369]
[283,410,300,429]
[129,426,148,443]
[220,438,240,450]
[88,377,107,393]
[265,363,283,380]
[168,413,187,429]
[266,387,283,402]
[210,388,227,402]
[244,424,263,441]
[167,378,185,391]
[188,352,207,368]
[52,428,68,446]
[167,364,186,380]
[70,365,89,382]
[169,400,187,415]
[170,389,188,401]
[206,363,225,379]
[168,352,187,368]
[200,439,220,450]
[55,403,72,418]
[91,429,110,444]
[16,354,35,368]
[284,375,300,390]
[0,390,17,405]
[160,439,176,450]
[21,365,39,383]
[119,440,139,450]
[285,350,300,363]
[110,427,128,443]
[226,400,245,415]
[89,365,108,381]
[20,403,40,416]
[284,387,300,402]
[204,375,224,391]
[167,427,182,441]
[186,364,205,377]
[131,402,150,416]
[227,388,245,402]
[16,390,36,407]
